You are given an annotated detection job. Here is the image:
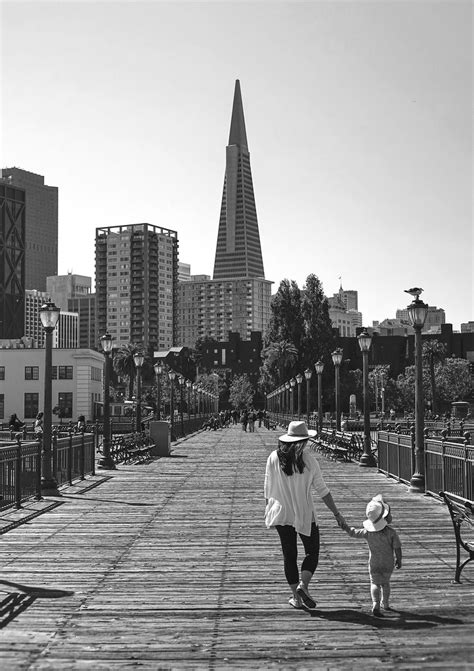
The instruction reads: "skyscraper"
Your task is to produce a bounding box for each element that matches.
[1,168,58,291]
[178,81,272,348]
[0,179,25,338]
[213,80,265,280]
[95,223,178,350]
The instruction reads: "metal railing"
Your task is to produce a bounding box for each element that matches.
[378,430,473,502]
[0,433,95,510]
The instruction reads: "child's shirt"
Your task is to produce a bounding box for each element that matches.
[348,525,401,574]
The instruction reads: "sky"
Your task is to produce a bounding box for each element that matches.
[1,0,472,330]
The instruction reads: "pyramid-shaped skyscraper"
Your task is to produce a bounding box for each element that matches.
[177,81,272,348]
[213,80,265,280]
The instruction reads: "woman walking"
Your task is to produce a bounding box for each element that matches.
[264,421,347,609]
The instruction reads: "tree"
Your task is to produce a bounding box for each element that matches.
[229,374,255,410]
[436,356,473,405]
[266,279,304,350]
[113,343,146,399]
[422,340,446,414]
[259,339,298,390]
[300,274,336,369]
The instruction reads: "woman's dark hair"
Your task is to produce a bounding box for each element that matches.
[277,440,307,475]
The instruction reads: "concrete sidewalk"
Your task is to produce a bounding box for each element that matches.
[0,425,472,669]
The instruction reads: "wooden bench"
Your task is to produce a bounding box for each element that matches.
[439,491,474,583]
[122,433,153,464]
[315,429,351,462]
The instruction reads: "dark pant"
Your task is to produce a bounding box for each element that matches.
[275,523,320,585]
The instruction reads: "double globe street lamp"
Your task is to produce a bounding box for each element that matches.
[304,368,312,425]
[358,330,376,467]
[39,301,61,495]
[99,332,116,470]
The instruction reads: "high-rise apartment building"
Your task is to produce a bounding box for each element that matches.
[1,168,58,291]
[177,81,272,348]
[0,180,25,338]
[68,295,96,349]
[95,223,178,349]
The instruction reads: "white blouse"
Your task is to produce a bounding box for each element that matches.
[264,447,330,536]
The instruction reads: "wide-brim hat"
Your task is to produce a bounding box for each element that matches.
[363,494,390,532]
[279,421,317,443]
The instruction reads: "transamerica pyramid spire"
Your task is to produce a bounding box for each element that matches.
[212,80,265,280]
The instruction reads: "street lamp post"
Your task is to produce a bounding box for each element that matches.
[407,294,429,492]
[331,349,343,430]
[154,362,163,420]
[39,300,61,495]
[168,370,176,440]
[290,377,296,416]
[99,332,116,470]
[296,373,303,418]
[178,375,185,437]
[133,352,145,432]
[186,380,192,420]
[304,368,312,426]
[358,331,376,467]
[314,361,324,435]
[285,381,290,416]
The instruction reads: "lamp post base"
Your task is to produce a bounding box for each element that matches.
[40,477,61,497]
[98,455,116,470]
[359,453,377,468]
[409,473,425,493]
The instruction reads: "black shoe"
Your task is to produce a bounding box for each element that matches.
[372,606,384,617]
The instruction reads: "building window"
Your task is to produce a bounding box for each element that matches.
[91,367,102,381]
[0,367,4,380]
[58,366,73,380]
[24,393,39,418]
[57,392,73,419]
[25,366,39,380]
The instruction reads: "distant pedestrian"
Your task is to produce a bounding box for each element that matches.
[264,421,347,610]
[34,412,44,436]
[76,415,86,433]
[9,413,25,434]
[342,494,402,617]
[248,410,256,432]
[240,409,248,432]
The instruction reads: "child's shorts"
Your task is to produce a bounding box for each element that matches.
[369,570,392,585]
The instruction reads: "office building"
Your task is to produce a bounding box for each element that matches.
[95,223,178,349]
[177,80,272,348]
[25,289,78,348]
[0,180,25,338]
[68,294,96,349]
[1,168,58,291]
[47,273,92,311]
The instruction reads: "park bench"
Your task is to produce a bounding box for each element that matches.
[316,429,351,462]
[122,433,153,464]
[439,491,474,583]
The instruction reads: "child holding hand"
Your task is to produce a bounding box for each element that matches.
[344,494,402,617]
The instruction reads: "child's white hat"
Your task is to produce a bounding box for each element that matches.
[363,494,390,532]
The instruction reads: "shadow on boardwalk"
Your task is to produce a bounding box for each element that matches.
[0,425,472,670]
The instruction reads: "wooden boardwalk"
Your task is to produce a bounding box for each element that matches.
[0,425,472,670]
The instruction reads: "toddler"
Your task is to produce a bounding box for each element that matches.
[344,494,402,617]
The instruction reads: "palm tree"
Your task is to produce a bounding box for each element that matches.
[113,343,145,399]
[422,340,446,415]
[261,339,298,385]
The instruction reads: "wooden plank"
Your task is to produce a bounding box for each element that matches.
[0,425,471,669]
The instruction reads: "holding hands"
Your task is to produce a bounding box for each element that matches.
[334,511,349,532]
